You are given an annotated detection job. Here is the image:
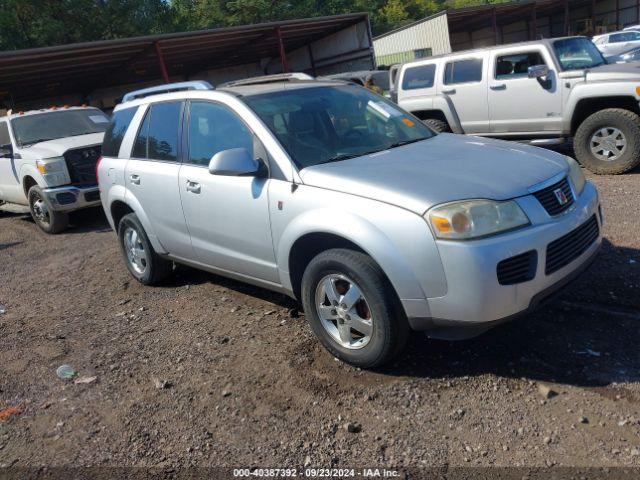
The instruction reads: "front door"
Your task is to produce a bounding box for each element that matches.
[124,101,192,257]
[0,121,22,203]
[488,47,563,134]
[179,100,277,282]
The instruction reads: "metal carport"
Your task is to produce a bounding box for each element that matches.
[0,13,374,110]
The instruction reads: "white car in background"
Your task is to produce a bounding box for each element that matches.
[592,30,640,57]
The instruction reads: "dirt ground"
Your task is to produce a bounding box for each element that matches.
[0,170,639,476]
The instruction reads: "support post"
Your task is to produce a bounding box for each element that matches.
[616,0,620,29]
[154,41,169,83]
[276,27,289,73]
[564,0,570,35]
[591,0,596,35]
[531,5,538,39]
[492,8,499,45]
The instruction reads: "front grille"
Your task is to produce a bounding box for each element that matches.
[84,190,100,202]
[532,177,574,216]
[545,215,599,275]
[64,145,101,185]
[497,250,537,285]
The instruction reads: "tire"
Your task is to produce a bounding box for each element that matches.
[301,248,410,369]
[28,185,69,234]
[117,213,173,285]
[422,118,450,133]
[574,108,640,174]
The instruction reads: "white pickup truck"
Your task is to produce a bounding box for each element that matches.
[0,106,109,233]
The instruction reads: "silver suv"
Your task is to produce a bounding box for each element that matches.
[98,77,602,368]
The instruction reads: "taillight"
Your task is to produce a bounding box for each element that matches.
[96,156,103,189]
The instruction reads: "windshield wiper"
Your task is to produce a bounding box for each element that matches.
[321,153,366,164]
[387,138,427,149]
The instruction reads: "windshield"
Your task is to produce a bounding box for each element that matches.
[244,85,434,169]
[372,71,391,91]
[553,38,606,70]
[11,109,109,147]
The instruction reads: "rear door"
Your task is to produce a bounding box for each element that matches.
[438,54,489,133]
[124,101,192,257]
[397,61,438,110]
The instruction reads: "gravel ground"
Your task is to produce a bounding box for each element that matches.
[0,170,639,475]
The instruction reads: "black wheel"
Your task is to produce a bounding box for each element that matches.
[118,213,173,285]
[301,248,410,368]
[574,108,640,174]
[28,185,69,234]
[422,118,450,133]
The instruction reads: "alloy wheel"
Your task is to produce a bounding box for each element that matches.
[590,127,627,162]
[123,226,148,275]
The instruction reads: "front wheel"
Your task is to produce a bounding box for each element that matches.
[574,108,640,174]
[301,248,409,368]
[28,186,69,234]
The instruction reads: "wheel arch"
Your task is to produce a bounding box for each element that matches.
[22,175,38,197]
[570,95,640,134]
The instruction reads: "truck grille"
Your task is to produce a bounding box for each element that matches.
[64,145,101,185]
[545,215,599,275]
[532,177,574,216]
[497,250,537,285]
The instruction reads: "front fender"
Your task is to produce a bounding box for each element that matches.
[19,164,46,193]
[274,196,448,310]
[563,82,640,131]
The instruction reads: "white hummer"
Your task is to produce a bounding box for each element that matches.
[0,106,109,233]
[392,36,640,174]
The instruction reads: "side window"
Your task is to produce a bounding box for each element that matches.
[102,106,137,157]
[495,52,546,79]
[132,101,182,161]
[187,101,253,167]
[402,64,436,90]
[0,122,11,146]
[444,58,483,85]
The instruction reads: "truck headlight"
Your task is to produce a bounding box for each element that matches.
[36,157,66,174]
[566,156,585,196]
[427,199,530,240]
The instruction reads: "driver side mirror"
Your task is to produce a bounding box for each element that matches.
[0,143,13,159]
[208,148,262,177]
[528,64,549,79]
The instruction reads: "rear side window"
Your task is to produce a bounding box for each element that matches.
[402,64,436,90]
[102,107,137,157]
[0,122,10,145]
[133,101,183,162]
[444,58,483,85]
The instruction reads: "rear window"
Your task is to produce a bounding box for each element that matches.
[132,101,183,162]
[102,107,137,157]
[444,58,483,84]
[0,122,10,146]
[402,64,436,90]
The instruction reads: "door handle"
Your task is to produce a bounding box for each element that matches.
[490,84,506,90]
[442,89,456,95]
[130,174,140,185]
[186,180,201,194]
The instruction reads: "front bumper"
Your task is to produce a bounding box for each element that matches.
[408,181,602,339]
[42,185,101,212]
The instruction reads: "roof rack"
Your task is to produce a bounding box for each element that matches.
[122,80,214,102]
[219,73,314,88]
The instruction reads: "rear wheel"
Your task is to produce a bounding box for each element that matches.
[422,118,450,133]
[118,213,173,285]
[574,108,640,174]
[301,248,409,368]
[28,186,69,234]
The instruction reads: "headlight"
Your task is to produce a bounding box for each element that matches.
[36,157,65,174]
[566,156,585,196]
[427,199,530,240]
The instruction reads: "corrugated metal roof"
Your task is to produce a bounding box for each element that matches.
[0,13,369,103]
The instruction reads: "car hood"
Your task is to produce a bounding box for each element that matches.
[584,62,640,81]
[299,133,569,214]
[18,132,104,159]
